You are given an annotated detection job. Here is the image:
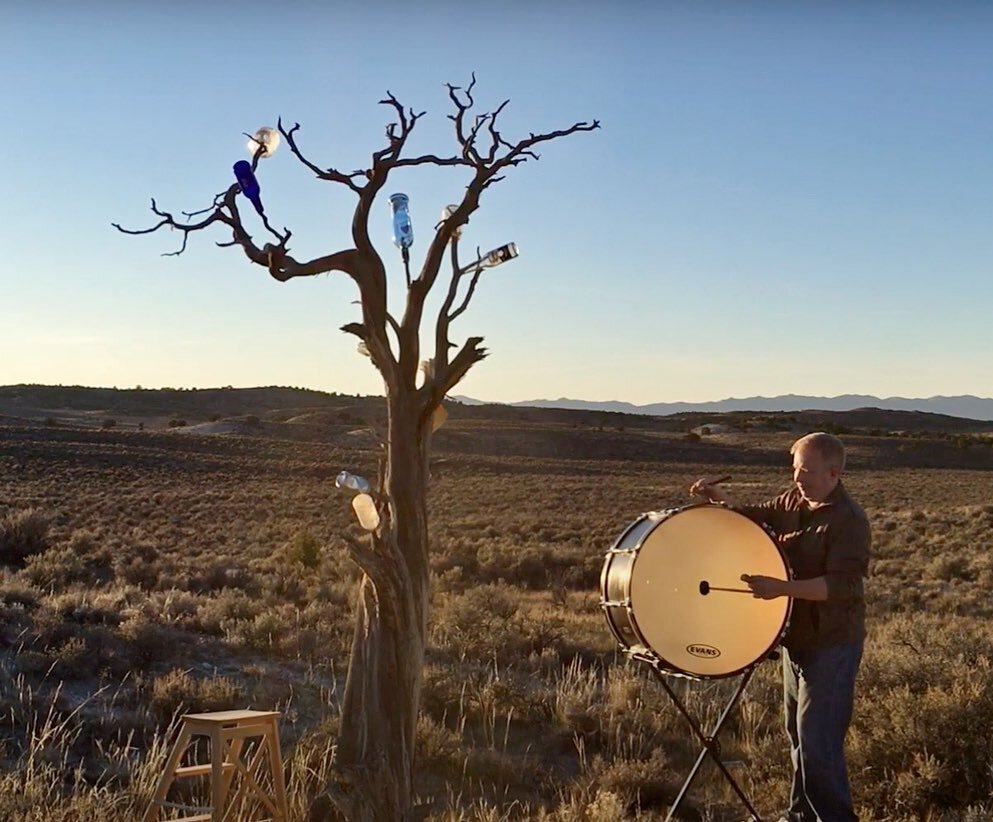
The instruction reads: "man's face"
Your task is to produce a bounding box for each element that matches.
[792,445,840,505]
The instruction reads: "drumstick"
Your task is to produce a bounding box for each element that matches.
[699,580,752,595]
[691,475,732,498]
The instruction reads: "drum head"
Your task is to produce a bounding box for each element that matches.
[629,506,789,677]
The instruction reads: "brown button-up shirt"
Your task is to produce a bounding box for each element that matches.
[738,481,871,651]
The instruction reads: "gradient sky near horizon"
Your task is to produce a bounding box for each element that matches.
[3,2,991,405]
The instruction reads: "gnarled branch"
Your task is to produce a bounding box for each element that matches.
[439,336,488,398]
[278,118,366,194]
[113,197,229,257]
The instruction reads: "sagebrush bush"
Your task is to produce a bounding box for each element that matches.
[22,531,115,589]
[113,541,161,589]
[150,667,243,721]
[431,583,520,660]
[850,614,993,814]
[0,510,52,568]
[286,529,322,569]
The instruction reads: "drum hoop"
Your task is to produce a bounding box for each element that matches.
[606,503,794,680]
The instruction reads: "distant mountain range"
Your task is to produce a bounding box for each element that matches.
[451,394,993,421]
[3,384,992,424]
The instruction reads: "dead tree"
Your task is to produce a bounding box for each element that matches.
[115,78,597,821]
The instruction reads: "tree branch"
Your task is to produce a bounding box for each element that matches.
[402,82,597,402]
[492,119,601,174]
[448,268,483,323]
[439,337,488,397]
[433,240,463,374]
[116,188,362,285]
[278,118,366,194]
[391,154,474,170]
[445,75,479,162]
[482,99,511,164]
[113,197,229,257]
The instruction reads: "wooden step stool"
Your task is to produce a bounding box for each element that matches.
[145,709,289,822]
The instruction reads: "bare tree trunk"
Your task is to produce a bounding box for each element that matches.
[311,391,430,821]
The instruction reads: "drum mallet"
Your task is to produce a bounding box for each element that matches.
[699,580,753,595]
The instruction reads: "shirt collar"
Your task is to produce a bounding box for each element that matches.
[807,480,844,511]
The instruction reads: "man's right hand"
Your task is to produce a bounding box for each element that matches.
[689,476,730,503]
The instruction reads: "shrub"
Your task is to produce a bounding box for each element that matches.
[189,559,255,594]
[114,541,160,589]
[222,609,291,652]
[286,530,322,570]
[22,530,115,589]
[0,509,52,568]
[150,668,243,721]
[168,419,187,428]
[850,614,993,814]
[117,613,181,668]
[431,583,524,661]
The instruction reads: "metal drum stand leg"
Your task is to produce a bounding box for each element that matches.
[641,656,762,821]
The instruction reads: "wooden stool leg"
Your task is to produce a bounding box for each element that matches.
[210,726,225,822]
[219,734,245,817]
[266,717,289,820]
[230,744,279,818]
[144,725,192,822]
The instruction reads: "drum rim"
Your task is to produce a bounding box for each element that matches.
[602,504,794,680]
[600,515,654,651]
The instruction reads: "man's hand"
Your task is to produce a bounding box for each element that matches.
[689,475,731,503]
[740,574,787,600]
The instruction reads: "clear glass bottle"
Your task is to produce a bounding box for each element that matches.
[389,193,414,249]
[335,471,371,493]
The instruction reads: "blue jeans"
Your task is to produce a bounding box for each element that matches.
[782,641,863,822]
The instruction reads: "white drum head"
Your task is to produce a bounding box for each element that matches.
[629,506,789,677]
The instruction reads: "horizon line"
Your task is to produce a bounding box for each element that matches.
[3,383,992,406]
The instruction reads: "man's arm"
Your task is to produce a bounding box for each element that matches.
[742,514,870,601]
[742,574,828,601]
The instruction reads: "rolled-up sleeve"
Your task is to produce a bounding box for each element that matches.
[824,514,871,601]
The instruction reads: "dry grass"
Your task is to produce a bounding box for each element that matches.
[1,417,992,820]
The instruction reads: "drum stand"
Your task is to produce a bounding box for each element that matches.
[635,651,767,821]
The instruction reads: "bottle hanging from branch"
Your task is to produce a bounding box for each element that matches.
[390,193,414,285]
[232,161,265,216]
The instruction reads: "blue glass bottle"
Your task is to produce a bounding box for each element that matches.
[233,161,265,216]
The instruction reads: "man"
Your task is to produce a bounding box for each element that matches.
[690,432,871,822]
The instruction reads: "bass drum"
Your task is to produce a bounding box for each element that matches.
[601,504,791,679]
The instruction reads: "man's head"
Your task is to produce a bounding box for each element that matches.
[790,432,845,505]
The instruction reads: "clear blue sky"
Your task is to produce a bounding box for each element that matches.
[3,2,991,404]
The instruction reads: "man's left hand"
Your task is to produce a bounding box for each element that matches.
[740,574,786,599]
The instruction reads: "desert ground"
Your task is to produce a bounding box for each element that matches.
[2,388,993,820]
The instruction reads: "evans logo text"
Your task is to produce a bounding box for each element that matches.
[686,644,721,659]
